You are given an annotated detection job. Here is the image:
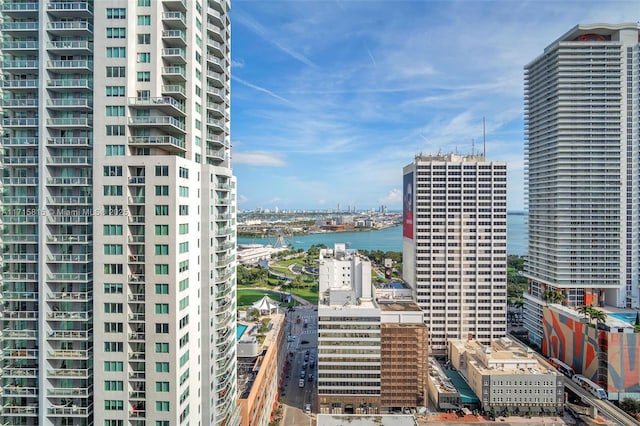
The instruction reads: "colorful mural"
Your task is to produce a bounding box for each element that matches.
[541,307,640,399]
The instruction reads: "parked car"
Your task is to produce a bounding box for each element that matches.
[305,403,311,414]
[287,335,296,342]
[298,379,305,388]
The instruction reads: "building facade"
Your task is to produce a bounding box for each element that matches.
[317,244,428,414]
[448,338,565,415]
[317,244,381,414]
[237,312,286,426]
[402,154,508,352]
[0,1,237,425]
[523,23,640,347]
[379,304,428,411]
[541,305,640,401]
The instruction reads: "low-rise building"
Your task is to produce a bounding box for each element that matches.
[237,312,287,426]
[448,338,565,416]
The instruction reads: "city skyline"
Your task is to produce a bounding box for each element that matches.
[231,1,638,212]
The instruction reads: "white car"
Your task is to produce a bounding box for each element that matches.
[287,335,296,342]
[298,379,305,388]
[305,403,311,414]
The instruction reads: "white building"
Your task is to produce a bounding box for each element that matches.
[523,23,640,346]
[402,154,508,352]
[0,1,238,426]
[317,244,381,413]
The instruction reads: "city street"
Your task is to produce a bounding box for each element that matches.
[280,305,318,425]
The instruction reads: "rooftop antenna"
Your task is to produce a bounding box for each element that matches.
[472,138,475,156]
[483,117,486,159]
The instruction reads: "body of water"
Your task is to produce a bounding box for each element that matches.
[238,212,527,256]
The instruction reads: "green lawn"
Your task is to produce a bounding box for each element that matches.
[288,286,319,304]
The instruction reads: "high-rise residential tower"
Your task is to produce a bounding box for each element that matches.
[523,23,640,347]
[0,1,238,425]
[402,154,508,353]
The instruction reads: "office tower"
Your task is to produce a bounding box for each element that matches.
[523,23,640,346]
[317,244,428,414]
[0,1,237,425]
[402,154,508,353]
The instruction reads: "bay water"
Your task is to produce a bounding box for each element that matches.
[238,212,527,256]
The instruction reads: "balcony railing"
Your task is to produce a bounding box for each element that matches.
[128,116,185,131]
[47,21,93,32]
[1,2,38,12]
[46,41,93,51]
[128,135,186,150]
[47,136,92,145]
[2,79,38,88]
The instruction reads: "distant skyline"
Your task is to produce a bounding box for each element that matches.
[230,1,638,211]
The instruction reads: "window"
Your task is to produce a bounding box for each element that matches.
[105,420,124,426]
[138,0,151,5]
[179,296,189,310]
[179,167,189,178]
[155,165,169,176]
[137,34,151,44]
[106,86,125,97]
[106,8,126,19]
[106,27,126,38]
[179,260,189,273]
[104,283,123,294]
[106,67,126,78]
[104,205,125,216]
[155,283,169,294]
[179,223,188,235]
[106,47,126,58]
[106,145,125,156]
[155,264,169,275]
[104,341,124,352]
[179,351,189,367]
[104,322,123,333]
[104,361,124,372]
[179,205,188,215]
[137,52,151,63]
[103,185,123,196]
[156,382,170,392]
[156,362,170,373]
[156,422,170,426]
[179,278,189,291]
[155,244,169,255]
[156,401,170,412]
[179,186,189,197]
[104,303,123,314]
[155,185,169,196]
[155,205,169,215]
[155,342,169,353]
[156,323,169,333]
[105,400,124,410]
[104,244,123,255]
[179,242,189,254]
[104,166,123,177]
[103,224,123,236]
[155,225,169,235]
[155,303,169,314]
[104,381,124,391]
[137,15,151,25]
[105,125,125,136]
[104,263,123,274]
[137,71,151,82]
[106,106,125,116]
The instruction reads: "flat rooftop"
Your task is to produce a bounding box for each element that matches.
[378,301,422,312]
[317,414,418,426]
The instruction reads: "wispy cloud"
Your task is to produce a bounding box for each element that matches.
[232,76,292,105]
[233,10,317,68]
[231,0,639,211]
[233,151,286,167]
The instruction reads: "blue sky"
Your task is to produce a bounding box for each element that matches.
[230,1,638,212]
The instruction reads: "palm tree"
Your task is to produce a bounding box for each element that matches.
[576,305,591,321]
[590,308,608,328]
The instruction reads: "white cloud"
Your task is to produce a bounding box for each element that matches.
[233,151,286,167]
[380,188,402,206]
